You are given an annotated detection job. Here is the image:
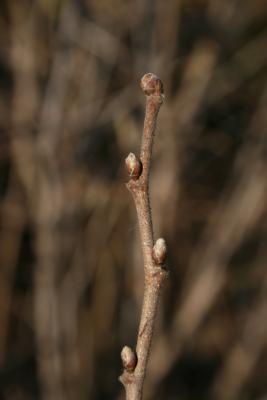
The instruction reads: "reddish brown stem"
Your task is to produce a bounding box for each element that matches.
[120,73,168,400]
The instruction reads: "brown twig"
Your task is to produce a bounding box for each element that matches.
[120,73,168,400]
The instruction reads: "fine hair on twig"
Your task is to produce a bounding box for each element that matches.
[119,73,168,400]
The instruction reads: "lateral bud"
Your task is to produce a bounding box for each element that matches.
[125,153,142,180]
[121,346,137,372]
[152,238,167,265]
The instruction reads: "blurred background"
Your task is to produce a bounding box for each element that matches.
[0,0,267,399]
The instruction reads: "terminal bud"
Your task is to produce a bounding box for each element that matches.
[140,73,164,98]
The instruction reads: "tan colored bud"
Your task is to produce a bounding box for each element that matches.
[121,346,137,372]
[152,238,167,265]
[140,73,164,97]
[125,153,142,180]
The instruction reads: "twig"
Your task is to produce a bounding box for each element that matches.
[119,73,168,400]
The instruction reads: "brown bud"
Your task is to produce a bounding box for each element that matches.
[152,238,167,265]
[125,153,142,180]
[140,73,164,98]
[121,346,137,372]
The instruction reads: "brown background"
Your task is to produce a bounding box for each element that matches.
[0,0,267,399]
